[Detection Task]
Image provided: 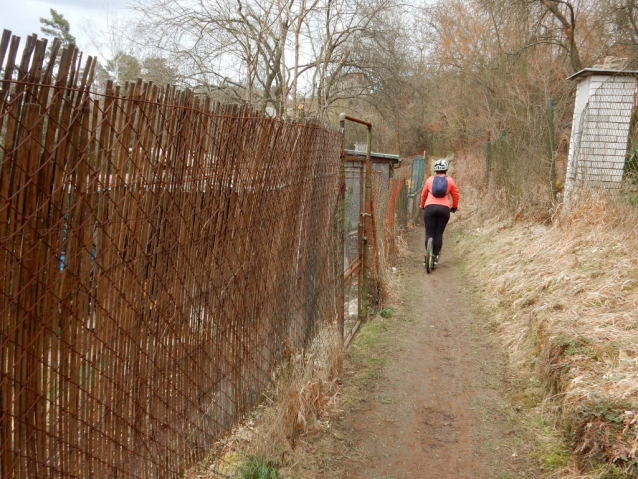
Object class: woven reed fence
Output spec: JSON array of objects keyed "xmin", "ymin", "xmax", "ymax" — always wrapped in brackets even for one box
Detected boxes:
[{"xmin": 0, "ymin": 30, "xmax": 342, "ymax": 478}]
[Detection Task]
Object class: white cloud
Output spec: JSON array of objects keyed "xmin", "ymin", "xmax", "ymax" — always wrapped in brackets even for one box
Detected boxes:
[{"xmin": 2, "ymin": 0, "xmax": 133, "ymax": 57}]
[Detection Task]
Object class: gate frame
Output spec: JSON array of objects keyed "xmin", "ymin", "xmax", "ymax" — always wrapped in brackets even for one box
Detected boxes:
[{"xmin": 339, "ymin": 113, "xmax": 372, "ymax": 346}]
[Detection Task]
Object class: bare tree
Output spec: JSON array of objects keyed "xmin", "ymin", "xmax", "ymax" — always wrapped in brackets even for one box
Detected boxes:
[
  {"xmin": 291, "ymin": 0, "xmax": 320, "ymax": 118},
  {"xmin": 82, "ymin": 12, "xmax": 131, "ymax": 82},
  {"xmin": 132, "ymin": 0, "xmax": 289, "ymax": 111},
  {"xmin": 532, "ymin": 0, "xmax": 583, "ymax": 72},
  {"xmin": 131, "ymin": 0, "xmax": 400, "ymax": 117}
]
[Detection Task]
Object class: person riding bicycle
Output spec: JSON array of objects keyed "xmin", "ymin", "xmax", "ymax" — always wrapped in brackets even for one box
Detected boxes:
[{"xmin": 419, "ymin": 159, "xmax": 459, "ymax": 266}]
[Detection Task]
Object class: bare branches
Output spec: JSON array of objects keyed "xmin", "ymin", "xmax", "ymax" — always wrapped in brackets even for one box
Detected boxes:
[
  {"xmin": 536, "ymin": 0, "xmax": 582, "ymax": 71},
  {"xmin": 130, "ymin": 0, "xmax": 400, "ymax": 118}
]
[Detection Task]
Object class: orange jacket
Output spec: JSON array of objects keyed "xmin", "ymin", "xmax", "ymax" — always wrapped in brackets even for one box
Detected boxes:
[{"xmin": 420, "ymin": 174, "xmax": 459, "ymax": 209}]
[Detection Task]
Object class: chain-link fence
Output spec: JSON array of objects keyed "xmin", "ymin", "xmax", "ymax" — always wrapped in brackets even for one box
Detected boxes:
[
  {"xmin": 0, "ymin": 32, "xmax": 343, "ymax": 479},
  {"xmin": 566, "ymin": 75, "xmax": 637, "ymax": 201},
  {"xmin": 487, "ymin": 133, "xmax": 516, "ymax": 198},
  {"xmin": 341, "ymin": 158, "xmax": 407, "ymax": 340},
  {"xmin": 342, "ymin": 161, "xmax": 362, "ymax": 339},
  {"xmin": 406, "ymin": 155, "xmax": 427, "ymax": 222},
  {"xmin": 370, "ymin": 172, "xmax": 390, "ymax": 303},
  {"xmin": 370, "ymin": 174, "xmax": 407, "ymax": 305}
]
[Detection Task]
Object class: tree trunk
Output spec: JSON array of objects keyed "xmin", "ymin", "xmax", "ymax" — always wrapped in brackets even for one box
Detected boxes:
[{"xmin": 539, "ymin": 0, "xmax": 582, "ymax": 73}]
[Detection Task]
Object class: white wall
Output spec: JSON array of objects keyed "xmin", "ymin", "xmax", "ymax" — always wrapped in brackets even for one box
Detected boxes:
[{"xmin": 565, "ymin": 74, "xmax": 636, "ymax": 202}]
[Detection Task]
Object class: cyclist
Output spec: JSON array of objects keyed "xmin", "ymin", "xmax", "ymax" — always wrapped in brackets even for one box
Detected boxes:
[{"xmin": 419, "ymin": 159, "xmax": 459, "ymax": 266}]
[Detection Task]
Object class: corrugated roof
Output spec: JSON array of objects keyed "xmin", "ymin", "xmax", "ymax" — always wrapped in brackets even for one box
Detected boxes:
[{"xmin": 344, "ymin": 149, "xmax": 401, "ymax": 163}]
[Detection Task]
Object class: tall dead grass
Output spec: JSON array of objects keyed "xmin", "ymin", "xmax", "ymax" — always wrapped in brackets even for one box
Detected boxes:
[
  {"xmin": 254, "ymin": 326, "xmax": 344, "ymax": 458},
  {"xmin": 454, "ymin": 180, "xmax": 638, "ymax": 474},
  {"xmin": 454, "ymin": 150, "xmax": 555, "ymax": 222},
  {"xmin": 189, "ymin": 325, "xmax": 345, "ymax": 478}
]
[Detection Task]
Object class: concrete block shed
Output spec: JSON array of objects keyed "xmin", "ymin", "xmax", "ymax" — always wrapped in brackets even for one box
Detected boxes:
[{"xmin": 565, "ymin": 68, "xmax": 638, "ymax": 202}]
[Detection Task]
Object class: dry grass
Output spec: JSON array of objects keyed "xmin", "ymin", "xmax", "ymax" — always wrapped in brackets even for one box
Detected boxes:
[
  {"xmin": 453, "ymin": 180, "xmax": 638, "ymax": 475},
  {"xmin": 254, "ymin": 326, "xmax": 344, "ymax": 459},
  {"xmin": 188, "ymin": 325, "xmax": 345, "ymax": 478},
  {"xmin": 394, "ymin": 230, "xmax": 410, "ymax": 258},
  {"xmin": 454, "ymin": 150, "xmax": 556, "ymax": 222},
  {"xmin": 372, "ymin": 222, "xmax": 408, "ymax": 308}
]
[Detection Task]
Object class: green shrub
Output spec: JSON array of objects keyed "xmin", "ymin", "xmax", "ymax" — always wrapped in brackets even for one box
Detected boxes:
[{"xmin": 379, "ymin": 307, "xmax": 393, "ymax": 318}]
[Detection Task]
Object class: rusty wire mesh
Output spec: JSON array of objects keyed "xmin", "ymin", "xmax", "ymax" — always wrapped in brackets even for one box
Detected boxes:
[
  {"xmin": 384, "ymin": 180, "xmax": 408, "ymax": 261},
  {"xmin": 0, "ymin": 31, "xmax": 343, "ymax": 478},
  {"xmin": 369, "ymin": 174, "xmax": 406, "ymax": 306},
  {"xmin": 342, "ymin": 163, "xmax": 362, "ymax": 336}
]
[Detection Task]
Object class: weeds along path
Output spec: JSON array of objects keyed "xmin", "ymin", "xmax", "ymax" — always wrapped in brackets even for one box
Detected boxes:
[{"xmin": 330, "ymin": 227, "xmax": 539, "ymax": 478}]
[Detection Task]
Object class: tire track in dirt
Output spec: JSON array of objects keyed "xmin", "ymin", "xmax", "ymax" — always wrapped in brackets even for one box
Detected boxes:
[{"xmin": 335, "ymin": 227, "xmax": 537, "ymax": 478}]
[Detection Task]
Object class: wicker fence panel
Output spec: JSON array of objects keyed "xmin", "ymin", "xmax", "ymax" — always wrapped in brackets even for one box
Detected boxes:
[{"xmin": 0, "ymin": 31, "xmax": 342, "ymax": 478}]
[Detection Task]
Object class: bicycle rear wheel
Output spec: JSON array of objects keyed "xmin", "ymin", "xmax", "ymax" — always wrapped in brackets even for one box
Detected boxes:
[{"xmin": 426, "ymin": 237, "xmax": 434, "ymax": 274}]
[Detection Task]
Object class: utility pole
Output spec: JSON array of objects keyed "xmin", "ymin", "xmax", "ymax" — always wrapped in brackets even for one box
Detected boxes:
[
  {"xmin": 485, "ymin": 131, "xmax": 492, "ymax": 188},
  {"xmin": 547, "ymin": 98, "xmax": 557, "ymax": 200}
]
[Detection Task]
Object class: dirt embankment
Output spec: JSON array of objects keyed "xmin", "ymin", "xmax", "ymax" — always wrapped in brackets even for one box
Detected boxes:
[{"xmin": 453, "ymin": 191, "xmax": 638, "ymax": 477}]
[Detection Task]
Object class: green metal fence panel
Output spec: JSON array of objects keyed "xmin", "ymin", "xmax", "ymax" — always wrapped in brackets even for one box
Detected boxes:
[{"xmin": 409, "ymin": 155, "xmax": 425, "ymax": 197}]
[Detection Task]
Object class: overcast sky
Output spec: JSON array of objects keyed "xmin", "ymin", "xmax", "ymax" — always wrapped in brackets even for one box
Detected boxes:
[{"xmin": 2, "ymin": 0, "xmax": 133, "ymax": 56}]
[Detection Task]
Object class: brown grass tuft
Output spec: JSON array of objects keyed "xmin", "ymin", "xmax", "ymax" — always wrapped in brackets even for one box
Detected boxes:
[
  {"xmin": 572, "ymin": 397, "xmax": 638, "ymax": 468},
  {"xmin": 255, "ymin": 326, "xmax": 344, "ymax": 457},
  {"xmin": 186, "ymin": 325, "xmax": 345, "ymax": 478}
]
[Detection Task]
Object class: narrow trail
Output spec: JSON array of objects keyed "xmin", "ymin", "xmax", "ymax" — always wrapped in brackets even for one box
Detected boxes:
[{"xmin": 333, "ymin": 226, "xmax": 537, "ymax": 478}]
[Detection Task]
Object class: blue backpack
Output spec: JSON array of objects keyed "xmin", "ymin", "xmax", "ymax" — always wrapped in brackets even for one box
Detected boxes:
[{"xmin": 431, "ymin": 176, "xmax": 448, "ymax": 198}]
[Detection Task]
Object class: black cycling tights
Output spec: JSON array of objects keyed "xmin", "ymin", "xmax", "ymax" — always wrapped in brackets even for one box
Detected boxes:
[{"xmin": 423, "ymin": 204, "xmax": 450, "ymax": 256}]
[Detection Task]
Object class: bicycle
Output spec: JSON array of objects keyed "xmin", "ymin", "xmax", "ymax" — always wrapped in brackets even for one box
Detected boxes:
[
  {"xmin": 422, "ymin": 206, "xmax": 458, "ymax": 273},
  {"xmin": 424, "ymin": 237, "xmax": 436, "ymax": 274}
]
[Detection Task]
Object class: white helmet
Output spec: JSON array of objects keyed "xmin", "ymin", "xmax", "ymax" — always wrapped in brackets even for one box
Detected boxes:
[{"xmin": 433, "ymin": 159, "xmax": 448, "ymax": 172}]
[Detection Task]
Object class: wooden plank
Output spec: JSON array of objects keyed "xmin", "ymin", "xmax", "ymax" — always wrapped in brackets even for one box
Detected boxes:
[
  {"xmin": 71, "ymin": 101, "xmax": 91, "ymax": 477},
  {"xmin": 2, "ymin": 38, "xmax": 41, "ymax": 472},
  {"xmin": 11, "ymin": 101, "xmax": 40, "ymax": 478},
  {"xmin": 0, "ymin": 30, "xmax": 11, "ymax": 71},
  {"xmin": 0, "ymin": 35, "xmax": 20, "ymax": 100},
  {"xmin": 54, "ymin": 46, "xmax": 85, "ymax": 477},
  {"xmin": 0, "ymin": 33, "xmax": 20, "ymax": 478},
  {"xmin": 63, "ymin": 58, "xmax": 97, "ymax": 477},
  {"xmin": 82, "ymin": 100, "xmax": 101, "ymax": 473},
  {"xmin": 25, "ymin": 38, "xmax": 47, "ymax": 104},
  {"xmin": 20, "ymin": 102, "xmax": 45, "ymax": 477},
  {"xmin": 130, "ymin": 81, "xmax": 157, "ymax": 464},
  {"xmin": 13, "ymin": 34, "xmax": 37, "ymax": 106},
  {"xmin": 66, "ymin": 49, "xmax": 80, "ymax": 91},
  {"xmin": 96, "ymin": 81, "xmax": 121, "ymax": 476},
  {"xmin": 109, "ymin": 80, "xmax": 136, "ymax": 474},
  {"xmin": 37, "ymin": 38, "xmax": 62, "ymax": 107},
  {"xmin": 35, "ymin": 47, "xmax": 75, "ymax": 475}
]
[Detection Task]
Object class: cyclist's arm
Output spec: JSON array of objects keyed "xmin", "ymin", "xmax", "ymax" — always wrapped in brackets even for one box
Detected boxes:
[
  {"xmin": 419, "ymin": 177, "xmax": 431, "ymax": 208},
  {"xmin": 448, "ymin": 178, "xmax": 460, "ymax": 209}
]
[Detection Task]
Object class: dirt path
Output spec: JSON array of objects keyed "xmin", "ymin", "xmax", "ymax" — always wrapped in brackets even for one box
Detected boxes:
[{"xmin": 323, "ymin": 227, "xmax": 539, "ymax": 478}]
